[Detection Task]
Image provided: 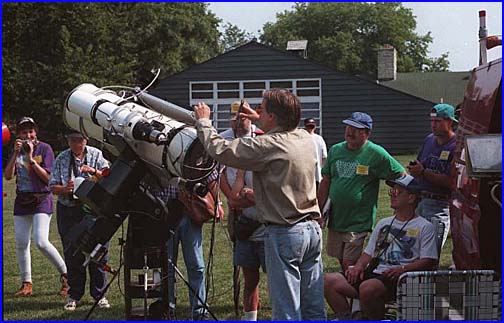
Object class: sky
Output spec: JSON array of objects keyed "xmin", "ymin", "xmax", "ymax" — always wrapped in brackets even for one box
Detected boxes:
[{"xmin": 208, "ymin": 2, "xmax": 502, "ymax": 72}]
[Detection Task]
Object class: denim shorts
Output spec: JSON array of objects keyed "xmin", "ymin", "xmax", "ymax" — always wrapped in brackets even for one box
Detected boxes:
[{"xmin": 233, "ymin": 239, "xmax": 266, "ymax": 272}]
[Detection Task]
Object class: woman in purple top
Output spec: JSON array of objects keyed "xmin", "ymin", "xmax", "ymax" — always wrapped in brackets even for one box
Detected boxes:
[{"xmin": 3, "ymin": 117, "xmax": 68, "ymax": 297}]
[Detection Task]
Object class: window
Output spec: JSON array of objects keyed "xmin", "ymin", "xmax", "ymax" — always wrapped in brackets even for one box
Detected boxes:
[
  {"xmin": 270, "ymin": 81, "xmax": 293, "ymax": 89},
  {"xmin": 190, "ymin": 78, "xmax": 322, "ymax": 133}
]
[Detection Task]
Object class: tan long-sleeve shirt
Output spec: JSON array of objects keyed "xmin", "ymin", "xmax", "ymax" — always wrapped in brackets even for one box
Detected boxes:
[{"xmin": 196, "ymin": 118, "xmax": 320, "ymax": 225}]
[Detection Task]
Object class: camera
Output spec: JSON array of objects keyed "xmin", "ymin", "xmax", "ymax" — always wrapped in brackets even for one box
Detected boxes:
[
  {"xmin": 409, "ymin": 160, "xmax": 417, "ymax": 166},
  {"xmin": 21, "ymin": 139, "xmax": 33, "ymax": 153}
]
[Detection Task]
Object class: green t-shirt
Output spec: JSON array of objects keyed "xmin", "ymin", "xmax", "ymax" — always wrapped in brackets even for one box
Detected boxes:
[{"xmin": 321, "ymin": 141, "xmax": 404, "ymax": 232}]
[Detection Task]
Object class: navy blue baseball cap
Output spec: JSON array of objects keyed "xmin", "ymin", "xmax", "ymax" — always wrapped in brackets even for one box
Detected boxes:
[
  {"xmin": 342, "ymin": 112, "xmax": 373, "ymax": 130},
  {"xmin": 386, "ymin": 174, "xmax": 423, "ymax": 194}
]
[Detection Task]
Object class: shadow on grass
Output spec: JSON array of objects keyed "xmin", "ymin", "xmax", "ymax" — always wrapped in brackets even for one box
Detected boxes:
[
  {"xmin": 4, "ymin": 292, "xmax": 268, "ymax": 321},
  {"xmin": 3, "ymin": 297, "xmax": 125, "ymax": 321}
]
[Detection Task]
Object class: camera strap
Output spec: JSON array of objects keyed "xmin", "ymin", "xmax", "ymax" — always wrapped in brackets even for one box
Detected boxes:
[{"xmin": 69, "ymin": 150, "xmax": 88, "ymax": 178}]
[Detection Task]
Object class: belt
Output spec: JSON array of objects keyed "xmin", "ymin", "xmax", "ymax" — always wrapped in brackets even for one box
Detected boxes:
[
  {"xmin": 297, "ymin": 216, "xmax": 315, "ymax": 223},
  {"xmin": 265, "ymin": 213, "xmax": 318, "ymax": 226},
  {"xmin": 421, "ymin": 192, "xmax": 450, "ymax": 201}
]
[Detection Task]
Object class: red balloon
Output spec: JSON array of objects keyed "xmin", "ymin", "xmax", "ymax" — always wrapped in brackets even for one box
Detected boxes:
[{"xmin": 2, "ymin": 122, "xmax": 11, "ymax": 146}]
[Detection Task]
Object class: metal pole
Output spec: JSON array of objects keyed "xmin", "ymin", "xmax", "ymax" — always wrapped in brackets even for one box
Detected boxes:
[{"xmin": 479, "ymin": 10, "xmax": 488, "ymax": 66}]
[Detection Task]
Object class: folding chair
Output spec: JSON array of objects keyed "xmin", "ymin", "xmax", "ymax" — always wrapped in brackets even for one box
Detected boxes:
[
  {"xmin": 431, "ymin": 217, "xmax": 446, "ymax": 266},
  {"xmin": 396, "ymin": 270, "xmax": 501, "ymax": 320}
]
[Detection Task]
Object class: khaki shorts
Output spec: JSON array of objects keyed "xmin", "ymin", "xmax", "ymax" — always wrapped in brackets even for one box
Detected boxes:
[{"xmin": 326, "ymin": 230, "xmax": 369, "ymax": 262}]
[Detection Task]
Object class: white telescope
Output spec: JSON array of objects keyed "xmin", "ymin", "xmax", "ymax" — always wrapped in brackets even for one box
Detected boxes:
[{"xmin": 63, "ymin": 83, "xmax": 215, "ymax": 184}]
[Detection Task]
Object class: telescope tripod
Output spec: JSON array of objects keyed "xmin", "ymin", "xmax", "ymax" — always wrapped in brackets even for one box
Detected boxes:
[{"xmin": 122, "ymin": 216, "xmax": 217, "ymax": 320}]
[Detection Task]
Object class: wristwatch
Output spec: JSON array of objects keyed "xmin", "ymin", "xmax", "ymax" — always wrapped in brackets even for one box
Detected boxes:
[
  {"xmin": 90, "ymin": 168, "xmax": 97, "ymax": 175},
  {"xmin": 29, "ymin": 160, "xmax": 36, "ymax": 166}
]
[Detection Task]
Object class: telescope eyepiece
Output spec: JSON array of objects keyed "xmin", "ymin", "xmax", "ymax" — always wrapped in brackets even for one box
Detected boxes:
[
  {"xmin": 193, "ymin": 182, "xmax": 208, "ymax": 197},
  {"xmin": 132, "ymin": 120, "xmax": 167, "ymax": 144}
]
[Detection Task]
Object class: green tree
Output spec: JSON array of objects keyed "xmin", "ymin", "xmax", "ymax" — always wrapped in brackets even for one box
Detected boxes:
[
  {"xmin": 260, "ymin": 2, "xmax": 450, "ymax": 76},
  {"xmin": 423, "ymin": 53, "xmax": 450, "ymax": 72},
  {"xmin": 2, "ymin": 3, "xmax": 221, "ymax": 149},
  {"xmin": 220, "ymin": 22, "xmax": 255, "ymax": 52}
]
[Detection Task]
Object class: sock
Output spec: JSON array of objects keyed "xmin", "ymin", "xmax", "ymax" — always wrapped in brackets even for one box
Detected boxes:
[{"xmin": 244, "ymin": 310, "xmax": 257, "ymax": 321}]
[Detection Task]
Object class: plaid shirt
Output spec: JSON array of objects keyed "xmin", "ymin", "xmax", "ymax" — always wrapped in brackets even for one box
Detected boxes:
[{"xmin": 50, "ymin": 146, "xmax": 109, "ymax": 207}]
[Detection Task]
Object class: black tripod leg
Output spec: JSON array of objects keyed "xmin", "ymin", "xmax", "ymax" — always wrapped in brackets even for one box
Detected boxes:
[
  {"xmin": 84, "ymin": 265, "xmax": 121, "ymax": 321},
  {"xmin": 167, "ymin": 258, "xmax": 218, "ymax": 321}
]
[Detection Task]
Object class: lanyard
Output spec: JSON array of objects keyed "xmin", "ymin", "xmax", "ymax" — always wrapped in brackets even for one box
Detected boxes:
[
  {"xmin": 69, "ymin": 151, "xmax": 87, "ymax": 178},
  {"xmin": 376, "ymin": 215, "xmax": 413, "ymax": 258}
]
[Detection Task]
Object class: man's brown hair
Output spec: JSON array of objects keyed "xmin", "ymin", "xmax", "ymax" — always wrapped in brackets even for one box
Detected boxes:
[{"xmin": 263, "ymin": 89, "xmax": 301, "ymax": 131}]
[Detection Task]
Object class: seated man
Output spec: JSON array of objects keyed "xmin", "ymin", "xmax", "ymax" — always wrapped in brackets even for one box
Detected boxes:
[{"xmin": 324, "ymin": 174, "xmax": 438, "ymax": 320}]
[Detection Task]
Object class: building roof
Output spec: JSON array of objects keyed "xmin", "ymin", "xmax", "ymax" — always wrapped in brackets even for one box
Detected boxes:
[
  {"xmin": 152, "ymin": 41, "xmax": 435, "ymax": 153},
  {"xmin": 379, "ymin": 71, "xmax": 471, "ymax": 107}
]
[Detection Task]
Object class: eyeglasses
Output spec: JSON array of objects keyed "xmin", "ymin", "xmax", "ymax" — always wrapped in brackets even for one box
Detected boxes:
[{"xmin": 388, "ymin": 188, "xmax": 408, "ymax": 197}]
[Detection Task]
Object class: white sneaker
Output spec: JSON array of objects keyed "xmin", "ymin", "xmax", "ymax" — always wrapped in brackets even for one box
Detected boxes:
[
  {"xmin": 64, "ymin": 298, "xmax": 77, "ymax": 311},
  {"xmin": 97, "ymin": 297, "xmax": 110, "ymax": 309}
]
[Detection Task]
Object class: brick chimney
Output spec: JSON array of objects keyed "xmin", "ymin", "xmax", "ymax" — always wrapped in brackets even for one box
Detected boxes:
[{"xmin": 377, "ymin": 45, "xmax": 397, "ymax": 81}]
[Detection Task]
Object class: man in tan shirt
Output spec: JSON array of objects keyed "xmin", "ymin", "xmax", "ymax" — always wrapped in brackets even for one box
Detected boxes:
[{"xmin": 193, "ymin": 89, "xmax": 326, "ymax": 320}]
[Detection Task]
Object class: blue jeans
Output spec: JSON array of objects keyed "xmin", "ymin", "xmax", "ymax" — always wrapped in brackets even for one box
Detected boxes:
[
  {"xmin": 264, "ymin": 221, "xmax": 326, "ymax": 320},
  {"xmin": 56, "ymin": 202, "xmax": 109, "ymax": 301},
  {"xmin": 416, "ymin": 198, "xmax": 450, "ymax": 247},
  {"xmin": 233, "ymin": 239, "xmax": 266, "ymax": 272},
  {"xmin": 167, "ymin": 215, "xmax": 207, "ymax": 318}
]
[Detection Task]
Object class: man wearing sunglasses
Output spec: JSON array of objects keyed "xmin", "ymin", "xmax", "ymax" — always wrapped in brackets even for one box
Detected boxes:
[{"xmin": 324, "ymin": 174, "xmax": 438, "ymax": 320}]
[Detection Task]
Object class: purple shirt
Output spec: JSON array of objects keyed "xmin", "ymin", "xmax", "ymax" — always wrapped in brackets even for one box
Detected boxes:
[
  {"xmin": 417, "ymin": 134, "xmax": 456, "ymax": 196},
  {"xmin": 13, "ymin": 141, "xmax": 54, "ymax": 215}
]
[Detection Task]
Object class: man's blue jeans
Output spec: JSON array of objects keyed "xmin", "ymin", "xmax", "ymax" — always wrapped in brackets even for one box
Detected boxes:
[
  {"xmin": 264, "ymin": 220, "xmax": 326, "ymax": 320},
  {"xmin": 416, "ymin": 198, "xmax": 450, "ymax": 247},
  {"xmin": 167, "ymin": 215, "xmax": 207, "ymax": 318}
]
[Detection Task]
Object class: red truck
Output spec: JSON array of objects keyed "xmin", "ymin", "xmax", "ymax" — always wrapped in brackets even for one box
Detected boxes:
[{"xmin": 450, "ymin": 10, "xmax": 501, "ymax": 271}]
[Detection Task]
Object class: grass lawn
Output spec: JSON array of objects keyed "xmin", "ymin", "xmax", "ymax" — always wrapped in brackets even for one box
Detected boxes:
[{"xmin": 2, "ymin": 154, "xmax": 453, "ymax": 320}]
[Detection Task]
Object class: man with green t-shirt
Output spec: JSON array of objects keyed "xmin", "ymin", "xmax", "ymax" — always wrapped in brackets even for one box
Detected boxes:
[{"xmin": 317, "ymin": 112, "xmax": 405, "ymax": 271}]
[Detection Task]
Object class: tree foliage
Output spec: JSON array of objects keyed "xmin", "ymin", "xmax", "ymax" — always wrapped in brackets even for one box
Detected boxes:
[
  {"xmin": 260, "ymin": 3, "xmax": 450, "ymax": 76},
  {"xmin": 219, "ymin": 22, "xmax": 255, "ymax": 52},
  {"xmin": 2, "ymin": 3, "xmax": 221, "ymax": 149}
]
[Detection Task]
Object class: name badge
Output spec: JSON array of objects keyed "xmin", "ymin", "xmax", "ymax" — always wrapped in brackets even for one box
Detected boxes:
[
  {"xmin": 33, "ymin": 155, "xmax": 43, "ymax": 163},
  {"xmin": 439, "ymin": 150, "xmax": 450, "ymax": 161},
  {"xmin": 406, "ymin": 228, "xmax": 419, "ymax": 237},
  {"xmin": 356, "ymin": 165, "xmax": 369, "ymax": 175}
]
